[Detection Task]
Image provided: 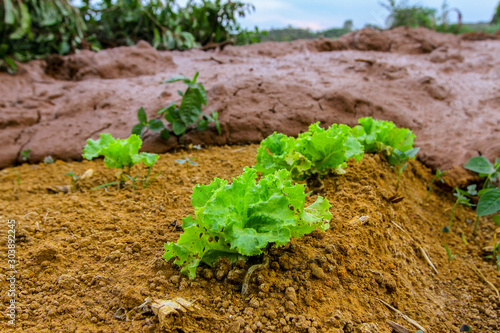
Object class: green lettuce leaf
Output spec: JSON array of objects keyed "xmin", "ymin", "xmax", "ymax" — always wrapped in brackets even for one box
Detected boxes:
[
  {"xmin": 163, "ymin": 167, "xmax": 332, "ymax": 279},
  {"xmin": 352, "ymin": 117, "xmax": 415, "ymax": 160},
  {"xmin": 255, "ymin": 122, "xmax": 363, "ymax": 180},
  {"xmin": 82, "ymin": 133, "xmax": 158, "ymax": 169}
]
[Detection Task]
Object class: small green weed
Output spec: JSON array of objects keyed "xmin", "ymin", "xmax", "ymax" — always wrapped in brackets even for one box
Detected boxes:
[
  {"xmin": 133, "ymin": 72, "xmax": 220, "ymax": 143},
  {"xmin": 425, "ymin": 169, "xmax": 447, "ymax": 203},
  {"xmin": 442, "ymin": 243, "xmax": 457, "ymax": 263},
  {"xmin": 20, "ymin": 149, "xmax": 30, "ymax": 162},
  {"xmin": 443, "ymin": 185, "xmax": 476, "ymax": 233},
  {"xmin": 390, "ymin": 148, "xmax": 420, "ymax": 192}
]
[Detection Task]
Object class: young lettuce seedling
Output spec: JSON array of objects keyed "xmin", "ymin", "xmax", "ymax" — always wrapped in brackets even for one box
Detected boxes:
[
  {"xmin": 163, "ymin": 167, "xmax": 332, "ymax": 279},
  {"xmin": 443, "ymin": 185, "xmax": 476, "ymax": 233},
  {"xmin": 83, "ymin": 133, "xmax": 159, "ymax": 191},
  {"xmin": 390, "ymin": 147, "xmax": 420, "ymax": 192},
  {"xmin": 425, "ymin": 169, "xmax": 447, "ymax": 203},
  {"xmin": 255, "ymin": 122, "xmax": 364, "ymax": 182}
]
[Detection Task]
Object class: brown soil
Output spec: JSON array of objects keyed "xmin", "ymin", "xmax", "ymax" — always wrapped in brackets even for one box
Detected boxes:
[
  {"xmin": 1, "ymin": 27, "xmax": 499, "ymax": 175},
  {"xmin": 1, "ymin": 144, "xmax": 499, "ymax": 332}
]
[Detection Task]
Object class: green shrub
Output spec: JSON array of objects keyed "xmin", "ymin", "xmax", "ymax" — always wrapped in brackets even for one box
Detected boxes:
[{"xmin": 0, "ymin": 0, "xmax": 85, "ymax": 73}]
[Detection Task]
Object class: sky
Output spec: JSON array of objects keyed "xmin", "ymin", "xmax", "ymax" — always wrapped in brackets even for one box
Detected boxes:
[{"xmin": 226, "ymin": 0, "xmax": 498, "ymax": 31}]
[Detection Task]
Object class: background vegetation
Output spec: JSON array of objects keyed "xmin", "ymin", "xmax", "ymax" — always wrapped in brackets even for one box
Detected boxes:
[{"xmin": 1, "ymin": 0, "xmax": 499, "ymax": 73}]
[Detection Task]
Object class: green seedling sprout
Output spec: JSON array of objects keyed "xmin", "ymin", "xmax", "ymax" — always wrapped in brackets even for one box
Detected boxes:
[
  {"xmin": 390, "ymin": 147, "xmax": 420, "ymax": 192},
  {"xmin": 21, "ymin": 148, "xmax": 31, "ymax": 161},
  {"xmin": 425, "ymin": 169, "xmax": 447, "ymax": 203},
  {"xmin": 464, "ymin": 156, "xmax": 500, "ymax": 234},
  {"xmin": 459, "ymin": 324, "xmax": 472, "ymax": 331},
  {"xmin": 175, "ymin": 155, "xmax": 198, "ymax": 174},
  {"xmin": 443, "ymin": 185, "xmax": 476, "ymax": 233},
  {"xmin": 65, "ymin": 171, "xmax": 79, "ymax": 191},
  {"xmin": 43, "ymin": 156, "xmax": 55, "ymax": 164},
  {"xmin": 442, "ymin": 243, "xmax": 457, "ymax": 262},
  {"xmin": 83, "ymin": 133, "xmax": 159, "ymax": 191}
]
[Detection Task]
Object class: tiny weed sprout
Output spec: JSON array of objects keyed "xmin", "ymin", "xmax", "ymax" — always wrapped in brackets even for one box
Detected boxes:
[
  {"xmin": 425, "ymin": 169, "xmax": 447, "ymax": 203},
  {"xmin": 390, "ymin": 147, "xmax": 420, "ymax": 192},
  {"xmin": 255, "ymin": 122, "xmax": 363, "ymax": 181},
  {"xmin": 443, "ymin": 185, "xmax": 476, "ymax": 233},
  {"xmin": 65, "ymin": 171, "xmax": 79, "ymax": 191},
  {"xmin": 132, "ymin": 72, "xmax": 221, "ymax": 143},
  {"xmin": 175, "ymin": 155, "xmax": 198, "ymax": 174},
  {"xmin": 459, "ymin": 324, "xmax": 472, "ymax": 331},
  {"xmin": 442, "ymin": 243, "xmax": 457, "ymax": 262},
  {"xmin": 163, "ymin": 167, "xmax": 332, "ymax": 279},
  {"xmin": 82, "ymin": 133, "xmax": 159, "ymax": 190},
  {"xmin": 21, "ymin": 148, "xmax": 31, "ymax": 161},
  {"xmin": 43, "ymin": 156, "xmax": 55, "ymax": 164}
]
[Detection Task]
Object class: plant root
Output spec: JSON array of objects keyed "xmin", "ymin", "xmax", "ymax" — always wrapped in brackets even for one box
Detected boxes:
[
  {"xmin": 241, "ymin": 256, "xmax": 269, "ymax": 298},
  {"xmin": 377, "ymin": 298, "xmax": 427, "ymax": 332},
  {"xmin": 390, "ymin": 220, "xmax": 438, "ymax": 274},
  {"xmin": 470, "ymin": 264, "xmax": 499, "ymax": 299}
]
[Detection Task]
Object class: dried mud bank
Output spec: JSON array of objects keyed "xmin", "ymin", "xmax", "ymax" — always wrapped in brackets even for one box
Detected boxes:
[
  {"xmin": 0, "ymin": 145, "xmax": 499, "ymax": 332},
  {"xmin": 1, "ymin": 27, "xmax": 499, "ymax": 173}
]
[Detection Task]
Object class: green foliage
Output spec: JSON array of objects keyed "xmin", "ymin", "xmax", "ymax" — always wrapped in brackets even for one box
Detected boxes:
[
  {"xmin": 459, "ymin": 324, "xmax": 472, "ymax": 332},
  {"xmin": 133, "ymin": 72, "xmax": 220, "ymax": 142},
  {"xmin": 381, "ymin": 0, "xmax": 437, "ymax": 29},
  {"xmin": 390, "ymin": 147, "xmax": 420, "ymax": 191},
  {"xmin": 83, "ymin": 133, "xmax": 158, "ymax": 170},
  {"xmin": 259, "ymin": 22, "xmax": 353, "ymax": 43},
  {"xmin": 79, "ymin": 0, "xmax": 255, "ymax": 50},
  {"xmin": 163, "ymin": 167, "xmax": 332, "ymax": 279},
  {"xmin": 425, "ymin": 169, "xmax": 447, "ymax": 203},
  {"xmin": 443, "ymin": 186, "xmax": 476, "ymax": 233},
  {"xmin": 255, "ymin": 123, "xmax": 364, "ymax": 181},
  {"xmin": 20, "ymin": 149, "xmax": 31, "ymax": 162},
  {"xmin": 464, "ymin": 156, "xmax": 500, "ymax": 190},
  {"xmin": 351, "ymin": 117, "xmax": 416, "ymax": 164},
  {"xmin": 1, "ymin": 0, "xmax": 85, "ymax": 73},
  {"xmin": 442, "ymin": 243, "xmax": 457, "ymax": 262},
  {"xmin": 464, "ymin": 156, "xmax": 500, "ymax": 232}
]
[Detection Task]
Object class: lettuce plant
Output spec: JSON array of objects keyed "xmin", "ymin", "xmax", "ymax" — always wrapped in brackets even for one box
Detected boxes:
[
  {"xmin": 255, "ymin": 123, "xmax": 364, "ymax": 181},
  {"xmin": 83, "ymin": 133, "xmax": 158, "ymax": 189},
  {"xmin": 163, "ymin": 167, "xmax": 332, "ymax": 279},
  {"xmin": 351, "ymin": 117, "xmax": 415, "ymax": 165}
]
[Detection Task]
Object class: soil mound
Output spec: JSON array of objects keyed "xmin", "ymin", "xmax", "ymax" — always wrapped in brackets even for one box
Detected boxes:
[
  {"xmin": 44, "ymin": 41, "xmax": 176, "ymax": 81},
  {"xmin": 1, "ymin": 145, "xmax": 498, "ymax": 332},
  {"xmin": 0, "ymin": 28, "xmax": 499, "ymax": 177}
]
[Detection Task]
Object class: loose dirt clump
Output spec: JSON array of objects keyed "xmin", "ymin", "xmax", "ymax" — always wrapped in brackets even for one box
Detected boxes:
[{"xmin": 1, "ymin": 145, "xmax": 499, "ymax": 332}]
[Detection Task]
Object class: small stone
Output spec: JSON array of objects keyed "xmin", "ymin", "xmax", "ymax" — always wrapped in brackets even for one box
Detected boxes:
[
  {"xmin": 258, "ymin": 283, "xmax": 270, "ymax": 293},
  {"xmin": 57, "ymin": 274, "xmax": 75, "ymax": 289},
  {"xmin": 170, "ymin": 275, "xmax": 181, "ymax": 284},
  {"xmin": 265, "ymin": 309, "xmax": 277, "ymax": 319},
  {"xmin": 285, "ymin": 287, "xmax": 298, "ymax": 303},
  {"xmin": 310, "ymin": 263, "xmax": 326, "ymax": 279}
]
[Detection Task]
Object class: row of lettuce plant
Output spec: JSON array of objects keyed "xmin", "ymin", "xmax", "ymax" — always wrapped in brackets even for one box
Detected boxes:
[{"xmin": 163, "ymin": 117, "xmax": 419, "ymax": 278}]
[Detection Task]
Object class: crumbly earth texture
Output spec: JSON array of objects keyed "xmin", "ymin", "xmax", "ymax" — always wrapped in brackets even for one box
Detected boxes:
[{"xmin": 0, "ymin": 145, "xmax": 499, "ymax": 332}]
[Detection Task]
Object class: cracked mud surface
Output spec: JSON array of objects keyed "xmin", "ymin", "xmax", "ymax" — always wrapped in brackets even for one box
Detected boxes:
[{"xmin": 1, "ymin": 27, "xmax": 499, "ymax": 173}]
